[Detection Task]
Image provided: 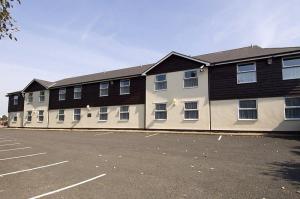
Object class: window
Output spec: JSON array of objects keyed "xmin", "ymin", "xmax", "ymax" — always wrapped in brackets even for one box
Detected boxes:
[
  {"xmin": 39, "ymin": 91, "xmax": 45, "ymax": 102},
  {"xmin": 59, "ymin": 88, "xmax": 66, "ymax": 101},
  {"xmin": 73, "ymin": 108, "xmax": 81, "ymax": 121},
  {"xmin": 28, "ymin": 93, "xmax": 33, "ymax": 103},
  {"xmin": 155, "ymin": 74, "xmax": 167, "ymax": 91},
  {"xmin": 184, "ymin": 70, "xmax": 198, "ymax": 88},
  {"xmin": 99, "ymin": 82, "xmax": 109, "ymax": 97},
  {"xmin": 282, "ymin": 57, "xmax": 300, "ymax": 80},
  {"xmin": 58, "ymin": 109, "xmax": 65, "ymax": 121},
  {"xmin": 155, "ymin": 103, "xmax": 167, "ymax": 120},
  {"xmin": 120, "ymin": 80, "xmax": 130, "ymax": 95},
  {"xmin": 74, "ymin": 86, "xmax": 82, "ymax": 99},
  {"xmin": 285, "ymin": 97, "xmax": 300, "ymax": 120},
  {"xmin": 27, "ymin": 111, "xmax": 32, "ymax": 122},
  {"xmin": 120, "ymin": 106, "xmax": 129, "ymax": 120},
  {"xmin": 184, "ymin": 101, "xmax": 199, "ymax": 120},
  {"xmin": 238, "ymin": 100, "xmax": 257, "ymax": 120},
  {"xmin": 13, "ymin": 114, "xmax": 17, "ymax": 122},
  {"xmin": 13, "ymin": 95, "xmax": 18, "ymax": 105},
  {"xmin": 38, "ymin": 110, "xmax": 44, "ymax": 122},
  {"xmin": 99, "ymin": 107, "xmax": 108, "ymax": 121},
  {"xmin": 237, "ymin": 63, "xmax": 256, "ymax": 84}
]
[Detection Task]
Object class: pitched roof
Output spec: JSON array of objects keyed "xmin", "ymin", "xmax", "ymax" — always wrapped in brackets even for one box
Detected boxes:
[
  {"xmin": 52, "ymin": 64, "xmax": 153, "ymax": 88},
  {"xmin": 34, "ymin": 79, "xmax": 55, "ymax": 88},
  {"xmin": 194, "ymin": 45, "xmax": 300, "ymax": 64}
]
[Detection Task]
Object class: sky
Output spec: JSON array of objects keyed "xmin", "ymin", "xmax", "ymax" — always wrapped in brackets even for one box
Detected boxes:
[{"xmin": 1, "ymin": 0, "xmax": 300, "ymax": 115}]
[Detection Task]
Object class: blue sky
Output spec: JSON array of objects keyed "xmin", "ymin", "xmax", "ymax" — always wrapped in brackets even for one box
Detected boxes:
[{"xmin": 1, "ymin": 0, "xmax": 300, "ymax": 115}]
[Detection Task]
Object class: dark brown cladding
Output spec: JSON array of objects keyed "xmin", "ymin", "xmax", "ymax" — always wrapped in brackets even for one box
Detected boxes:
[
  {"xmin": 49, "ymin": 76, "xmax": 145, "ymax": 110},
  {"xmin": 24, "ymin": 81, "xmax": 46, "ymax": 92},
  {"xmin": 147, "ymin": 54, "xmax": 205, "ymax": 75},
  {"xmin": 209, "ymin": 56, "xmax": 300, "ymax": 100},
  {"xmin": 8, "ymin": 93, "xmax": 24, "ymax": 112}
]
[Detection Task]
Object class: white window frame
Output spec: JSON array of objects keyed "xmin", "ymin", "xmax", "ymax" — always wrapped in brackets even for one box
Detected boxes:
[
  {"xmin": 183, "ymin": 70, "xmax": 198, "ymax": 89},
  {"xmin": 13, "ymin": 95, "xmax": 18, "ymax": 105},
  {"xmin": 74, "ymin": 86, "xmax": 82, "ymax": 99},
  {"xmin": 154, "ymin": 74, "xmax": 167, "ymax": 91},
  {"xmin": 282, "ymin": 57, "xmax": 300, "ymax": 80},
  {"xmin": 183, "ymin": 101, "xmax": 199, "ymax": 120},
  {"xmin": 37, "ymin": 110, "xmax": 44, "ymax": 122},
  {"xmin": 99, "ymin": 82, "xmax": 109, "ymax": 97},
  {"xmin": 28, "ymin": 93, "xmax": 33, "ymax": 103},
  {"xmin": 120, "ymin": 80, "xmax": 130, "ymax": 95},
  {"xmin": 99, "ymin": 106, "xmax": 108, "ymax": 121},
  {"xmin": 39, "ymin": 91, "xmax": 45, "ymax": 102},
  {"xmin": 59, "ymin": 88, "xmax": 66, "ymax": 101},
  {"xmin": 236, "ymin": 62, "xmax": 257, "ymax": 84},
  {"xmin": 73, "ymin": 108, "xmax": 81, "ymax": 121},
  {"xmin": 154, "ymin": 103, "xmax": 167, "ymax": 120},
  {"xmin": 26, "ymin": 111, "xmax": 32, "ymax": 122},
  {"xmin": 58, "ymin": 109, "xmax": 65, "ymax": 122},
  {"xmin": 238, "ymin": 99, "xmax": 258, "ymax": 120},
  {"xmin": 284, "ymin": 97, "xmax": 300, "ymax": 120},
  {"xmin": 119, "ymin": 105, "xmax": 129, "ymax": 121}
]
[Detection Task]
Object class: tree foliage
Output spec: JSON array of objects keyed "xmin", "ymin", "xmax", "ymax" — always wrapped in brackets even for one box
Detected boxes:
[{"xmin": 0, "ymin": 0, "xmax": 20, "ymax": 41}]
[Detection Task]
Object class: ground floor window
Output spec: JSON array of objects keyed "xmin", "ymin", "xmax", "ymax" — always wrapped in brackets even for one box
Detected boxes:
[
  {"xmin": 58, "ymin": 109, "xmax": 65, "ymax": 121},
  {"xmin": 73, "ymin": 109, "xmax": 81, "ymax": 121},
  {"xmin": 285, "ymin": 97, "xmax": 300, "ymax": 119},
  {"xmin": 184, "ymin": 101, "xmax": 198, "ymax": 120},
  {"xmin": 38, "ymin": 110, "xmax": 44, "ymax": 122},
  {"xmin": 155, "ymin": 103, "xmax": 167, "ymax": 120},
  {"xmin": 27, "ymin": 111, "xmax": 32, "ymax": 122},
  {"xmin": 120, "ymin": 106, "xmax": 129, "ymax": 120},
  {"xmin": 12, "ymin": 114, "xmax": 17, "ymax": 122},
  {"xmin": 99, "ymin": 107, "xmax": 108, "ymax": 121},
  {"xmin": 238, "ymin": 99, "xmax": 257, "ymax": 120}
]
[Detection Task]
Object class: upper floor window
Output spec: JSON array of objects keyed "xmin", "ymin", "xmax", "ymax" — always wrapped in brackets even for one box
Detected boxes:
[
  {"xmin": 13, "ymin": 95, "xmax": 18, "ymax": 105},
  {"xmin": 285, "ymin": 97, "xmax": 300, "ymax": 120},
  {"xmin": 58, "ymin": 109, "xmax": 65, "ymax": 121},
  {"xmin": 99, "ymin": 107, "xmax": 108, "ymax": 121},
  {"xmin": 73, "ymin": 108, "xmax": 81, "ymax": 121},
  {"xmin": 74, "ymin": 86, "xmax": 82, "ymax": 99},
  {"xmin": 59, "ymin": 88, "xmax": 66, "ymax": 101},
  {"xmin": 237, "ymin": 63, "xmax": 256, "ymax": 84},
  {"xmin": 99, "ymin": 82, "xmax": 109, "ymax": 97},
  {"xmin": 38, "ymin": 110, "xmax": 44, "ymax": 122},
  {"xmin": 282, "ymin": 57, "xmax": 300, "ymax": 80},
  {"xmin": 120, "ymin": 105, "xmax": 129, "ymax": 120},
  {"xmin": 155, "ymin": 74, "xmax": 167, "ymax": 91},
  {"xmin": 39, "ymin": 91, "xmax": 45, "ymax": 102},
  {"xmin": 120, "ymin": 80, "xmax": 130, "ymax": 95},
  {"xmin": 27, "ymin": 111, "xmax": 32, "ymax": 122},
  {"xmin": 184, "ymin": 101, "xmax": 198, "ymax": 120},
  {"xmin": 155, "ymin": 103, "xmax": 167, "ymax": 120},
  {"xmin": 184, "ymin": 70, "xmax": 198, "ymax": 88},
  {"xmin": 238, "ymin": 99, "xmax": 257, "ymax": 120},
  {"xmin": 28, "ymin": 93, "xmax": 33, "ymax": 103}
]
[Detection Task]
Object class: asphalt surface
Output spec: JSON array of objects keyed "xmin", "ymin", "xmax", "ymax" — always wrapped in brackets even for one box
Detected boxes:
[{"xmin": 0, "ymin": 128, "xmax": 299, "ymax": 199}]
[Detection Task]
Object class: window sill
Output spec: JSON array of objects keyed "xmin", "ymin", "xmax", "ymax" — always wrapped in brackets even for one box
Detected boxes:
[
  {"xmin": 120, "ymin": 93, "xmax": 130, "ymax": 95},
  {"xmin": 98, "ymin": 120, "xmax": 107, "ymax": 122},
  {"xmin": 238, "ymin": 119, "xmax": 257, "ymax": 121},
  {"xmin": 118, "ymin": 119, "xmax": 129, "ymax": 122},
  {"xmin": 99, "ymin": 95, "xmax": 108, "ymax": 97},
  {"xmin": 284, "ymin": 118, "xmax": 300, "ymax": 121},
  {"xmin": 154, "ymin": 89, "xmax": 167, "ymax": 92},
  {"xmin": 183, "ymin": 86, "xmax": 198, "ymax": 89},
  {"xmin": 154, "ymin": 119, "xmax": 167, "ymax": 121},
  {"xmin": 37, "ymin": 121, "xmax": 44, "ymax": 123},
  {"xmin": 183, "ymin": 119, "xmax": 199, "ymax": 121}
]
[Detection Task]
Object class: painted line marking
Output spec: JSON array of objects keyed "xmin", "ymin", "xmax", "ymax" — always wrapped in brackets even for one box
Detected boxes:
[
  {"xmin": 0, "ymin": 140, "xmax": 16, "ymax": 143},
  {"xmin": 145, "ymin": 133, "xmax": 159, "ymax": 138},
  {"xmin": 94, "ymin": 132, "xmax": 114, "ymax": 136},
  {"xmin": 0, "ymin": 147, "xmax": 31, "ymax": 152},
  {"xmin": 0, "ymin": 161, "xmax": 69, "ymax": 177},
  {"xmin": 0, "ymin": 152, "xmax": 47, "ymax": 161},
  {"xmin": 0, "ymin": 143, "xmax": 20, "ymax": 147},
  {"xmin": 28, "ymin": 173, "xmax": 106, "ymax": 199}
]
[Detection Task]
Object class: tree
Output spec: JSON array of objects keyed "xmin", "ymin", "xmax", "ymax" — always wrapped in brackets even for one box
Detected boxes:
[
  {"xmin": 1, "ymin": 115, "xmax": 8, "ymax": 121},
  {"xmin": 0, "ymin": 0, "xmax": 20, "ymax": 41}
]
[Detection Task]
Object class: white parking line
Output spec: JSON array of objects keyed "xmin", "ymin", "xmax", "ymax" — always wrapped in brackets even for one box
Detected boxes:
[
  {"xmin": 0, "ymin": 140, "xmax": 16, "ymax": 143},
  {"xmin": 0, "ymin": 147, "xmax": 31, "ymax": 152},
  {"xmin": 0, "ymin": 161, "xmax": 69, "ymax": 177},
  {"xmin": 28, "ymin": 173, "xmax": 106, "ymax": 199},
  {"xmin": 94, "ymin": 132, "xmax": 114, "ymax": 136},
  {"xmin": 0, "ymin": 152, "xmax": 47, "ymax": 161},
  {"xmin": 0, "ymin": 143, "xmax": 20, "ymax": 147},
  {"xmin": 145, "ymin": 133, "xmax": 159, "ymax": 138}
]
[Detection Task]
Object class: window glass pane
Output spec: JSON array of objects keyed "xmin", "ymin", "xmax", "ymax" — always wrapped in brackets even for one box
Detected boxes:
[
  {"xmin": 185, "ymin": 70, "xmax": 197, "ymax": 78},
  {"xmin": 185, "ymin": 102, "xmax": 197, "ymax": 110},
  {"xmin": 285, "ymin": 97, "xmax": 300, "ymax": 107},
  {"xmin": 120, "ymin": 106, "xmax": 129, "ymax": 112},
  {"xmin": 184, "ymin": 78, "xmax": 198, "ymax": 88},
  {"xmin": 100, "ymin": 82, "xmax": 109, "ymax": 88},
  {"xmin": 155, "ymin": 112, "xmax": 167, "ymax": 119},
  {"xmin": 120, "ymin": 87, "xmax": 130, "ymax": 94},
  {"xmin": 283, "ymin": 57, "xmax": 300, "ymax": 67},
  {"xmin": 155, "ymin": 104, "xmax": 166, "ymax": 110},
  {"xmin": 59, "ymin": 110, "xmax": 64, "ymax": 114},
  {"xmin": 239, "ymin": 110, "xmax": 257, "ymax": 119},
  {"xmin": 155, "ymin": 82, "xmax": 167, "ymax": 90},
  {"xmin": 100, "ymin": 88, "xmax": 108, "ymax": 96},
  {"xmin": 156, "ymin": 74, "xmax": 166, "ymax": 81},
  {"xmin": 184, "ymin": 110, "xmax": 199, "ymax": 119},
  {"xmin": 285, "ymin": 108, "xmax": 300, "ymax": 119},
  {"xmin": 237, "ymin": 63, "xmax": 255, "ymax": 72},
  {"xmin": 239, "ymin": 100, "xmax": 256, "ymax": 108},
  {"xmin": 120, "ymin": 80, "xmax": 130, "ymax": 86},
  {"xmin": 100, "ymin": 107, "xmax": 107, "ymax": 113},
  {"xmin": 282, "ymin": 67, "xmax": 300, "ymax": 80},
  {"xmin": 237, "ymin": 72, "xmax": 256, "ymax": 83},
  {"xmin": 120, "ymin": 113, "xmax": 129, "ymax": 120},
  {"xmin": 100, "ymin": 114, "xmax": 108, "ymax": 121}
]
